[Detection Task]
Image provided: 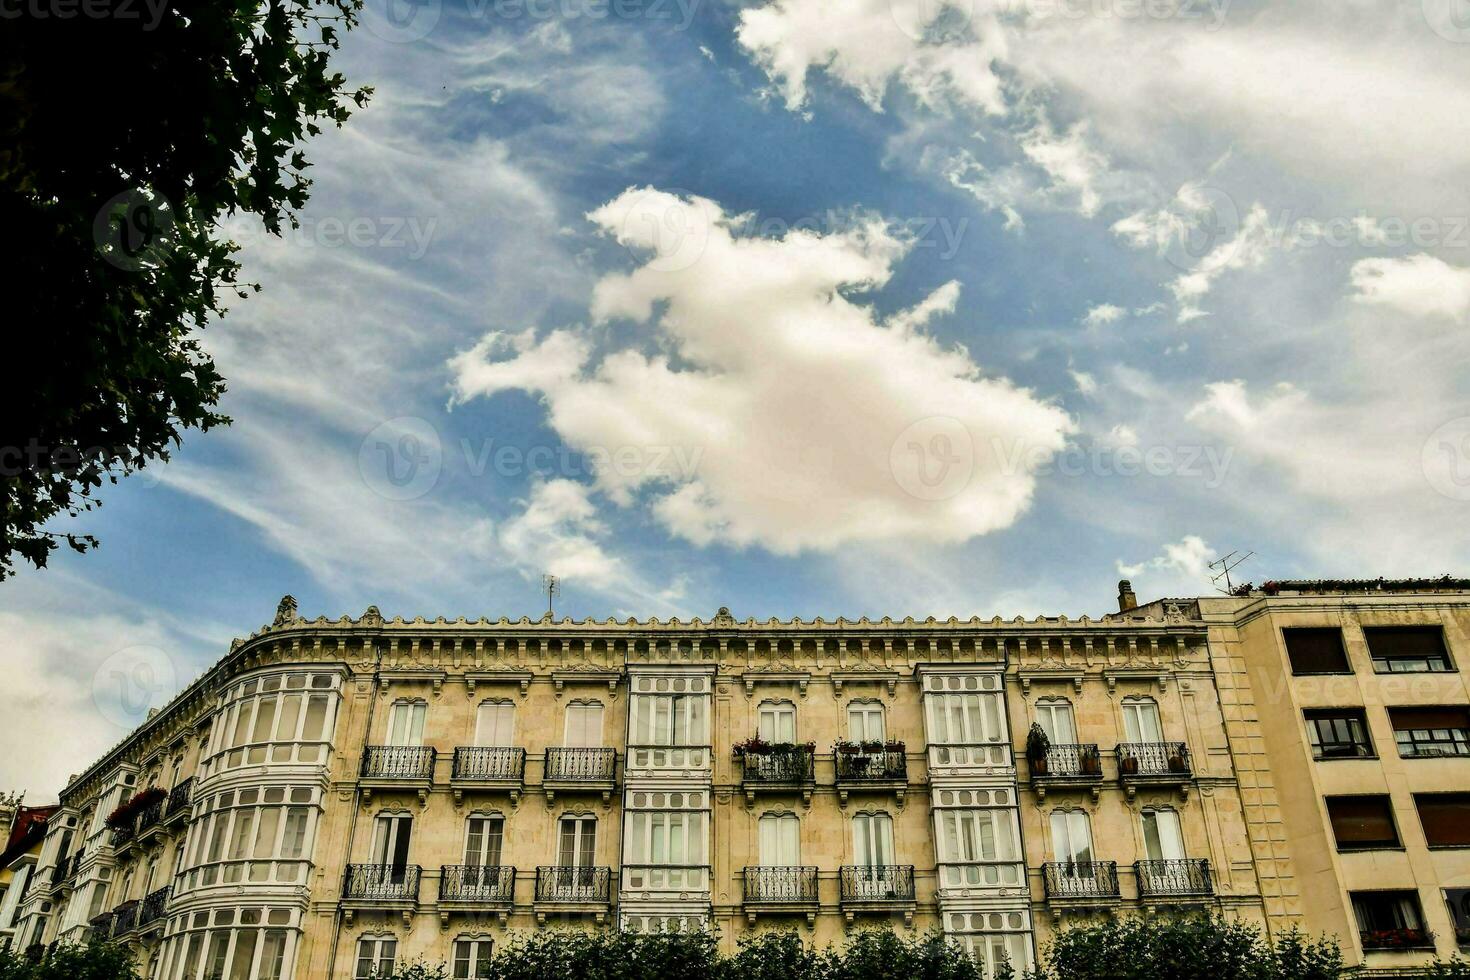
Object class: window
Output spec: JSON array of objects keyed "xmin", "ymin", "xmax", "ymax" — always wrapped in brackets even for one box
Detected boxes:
[
  {"xmin": 204, "ymin": 673, "xmax": 338, "ymax": 772},
  {"xmin": 474, "ymin": 700, "xmax": 514, "ymax": 746},
  {"xmin": 558, "ymin": 816, "xmax": 596, "ymax": 868},
  {"xmin": 1415, "ymin": 794, "xmax": 1470, "ymax": 848},
  {"xmin": 371, "ymin": 814, "xmax": 413, "ymax": 878},
  {"xmin": 564, "ymin": 702, "xmax": 603, "ymax": 747},
  {"xmin": 1284, "ymin": 627, "xmax": 1352, "ymax": 674},
  {"xmin": 1035, "ymin": 701, "xmax": 1076, "ymax": 743},
  {"xmin": 847, "ymin": 703, "xmax": 885, "ymax": 742},
  {"xmin": 927, "ymin": 692, "xmax": 1005, "ymax": 744},
  {"xmin": 1121, "ymin": 698, "xmax": 1163, "ymax": 743},
  {"xmin": 1366, "ymin": 626, "xmax": 1454, "ymax": 673},
  {"xmin": 1140, "ymin": 808, "xmax": 1185, "ymax": 860},
  {"xmin": 1305, "ymin": 708, "xmax": 1374, "ymax": 759},
  {"xmin": 177, "ymin": 788, "xmax": 317, "ymax": 891},
  {"xmin": 1445, "ymin": 888, "xmax": 1470, "ymax": 947},
  {"xmin": 852, "ymin": 812, "xmax": 894, "ymax": 868},
  {"xmin": 1389, "ymin": 706, "xmax": 1470, "ymax": 758},
  {"xmin": 758, "ymin": 814, "xmax": 800, "ymax": 866},
  {"xmin": 936, "ymin": 809, "xmax": 1020, "ymax": 864},
  {"xmin": 629, "ymin": 691, "xmax": 707, "ymax": 746},
  {"xmin": 758, "ymin": 702, "xmax": 796, "ymax": 743},
  {"xmin": 625, "ymin": 811, "xmax": 706, "ymax": 866},
  {"xmin": 1352, "ymin": 891, "xmax": 1429, "ymax": 948},
  {"xmin": 1050, "ymin": 810, "xmax": 1093, "ymax": 864},
  {"xmin": 355, "ymin": 937, "xmax": 396, "ymax": 980},
  {"xmin": 387, "ymin": 701, "xmax": 426, "ymax": 746},
  {"xmin": 453, "ymin": 939, "xmax": 492, "ymax": 980},
  {"xmin": 464, "ymin": 815, "xmax": 504, "ymax": 867},
  {"xmin": 1327, "ymin": 796, "xmax": 1400, "ymax": 850}
]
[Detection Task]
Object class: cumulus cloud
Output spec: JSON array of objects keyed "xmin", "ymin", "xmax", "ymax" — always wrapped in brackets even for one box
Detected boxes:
[
  {"xmin": 1082, "ymin": 304, "xmax": 1125, "ymax": 327},
  {"xmin": 495, "ymin": 479, "xmax": 625, "ymax": 588},
  {"xmin": 1117, "ymin": 535, "xmax": 1215, "ymax": 581},
  {"xmin": 449, "ymin": 186, "xmax": 1074, "ymax": 554},
  {"xmin": 1349, "ymin": 253, "xmax": 1470, "ymax": 321}
]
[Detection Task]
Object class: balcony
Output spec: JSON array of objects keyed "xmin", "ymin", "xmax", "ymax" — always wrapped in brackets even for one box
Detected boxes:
[
  {"xmin": 534, "ymin": 866, "xmax": 611, "ymax": 924},
  {"xmin": 1042, "ymin": 861, "xmax": 1120, "ymax": 908},
  {"xmin": 110, "ymin": 821, "xmax": 136, "ymax": 850},
  {"xmin": 87, "ymin": 911, "xmax": 114, "ymax": 941},
  {"xmin": 743, "ymin": 866, "xmax": 819, "ymax": 924},
  {"xmin": 1116, "ymin": 742, "xmax": 1192, "ymax": 800},
  {"xmin": 438, "ymin": 865, "xmax": 515, "ymax": 926},
  {"xmin": 621, "ymin": 864, "xmax": 708, "ymax": 894},
  {"xmin": 342, "ymin": 864, "xmax": 421, "ymax": 926},
  {"xmin": 1029, "ymin": 744, "xmax": 1103, "ymax": 801},
  {"xmin": 833, "ymin": 744, "xmax": 908, "ymax": 807},
  {"xmin": 359, "ymin": 746, "xmax": 437, "ymax": 806},
  {"xmin": 450, "ymin": 746, "xmax": 526, "ymax": 806},
  {"xmin": 543, "ymin": 747, "xmax": 616, "ymax": 804},
  {"xmin": 135, "ymin": 798, "xmax": 167, "ymax": 848},
  {"xmin": 163, "ymin": 778, "xmax": 194, "ymax": 827},
  {"xmin": 1360, "ymin": 928, "xmax": 1436, "ymax": 951},
  {"xmin": 838, "ymin": 865, "xmax": 915, "ymax": 924},
  {"xmin": 110, "ymin": 901, "xmax": 139, "ymax": 938},
  {"xmin": 137, "ymin": 886, "xmax": 170, "ymax": 935},
  {"xmin": 1134, "ymin": 859, "xmax": 1213, "ymax": 902},
  {"xmin": 737, "ymin": 744, "xmax": 815, "ymax": 806}
]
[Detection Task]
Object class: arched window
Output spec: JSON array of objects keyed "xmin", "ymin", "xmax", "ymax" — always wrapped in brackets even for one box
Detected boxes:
[
  {"xmin": 758, "ymin": 701, "xmax": 797, "ymax": 743},
  {"xmin": 1034, "ymin": 699, "xmax": 1076, "ymax": 743},
  {"xmin": 387, "ymin": 699, "xmax": 426, "ymax": 746},
  {"xmin": 847, "ymin": 701, "xmax": 886, "ymax": 742},
  {"xmin": 474, "ymin": 700, "xmax": 514, "ymax": 747},
  {"xmin": 758, "ymin": 812, "xmax": 800, "ymax": 866},
  {"xmin": 1121, "ymin": 697, "xmax": 1163, "ymax": 743}
]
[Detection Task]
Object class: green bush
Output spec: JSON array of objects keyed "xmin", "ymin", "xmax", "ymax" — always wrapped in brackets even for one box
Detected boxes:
[
  {"xmin": 1032, "ymin": 916, "xmax": 1341, "ymax": 980},
  {"xmin": 0, "ymin": 941, "xmax": 140, "ymax": 980}
]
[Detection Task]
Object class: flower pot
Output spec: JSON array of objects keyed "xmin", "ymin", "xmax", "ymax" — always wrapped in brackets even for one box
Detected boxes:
[{"xmin": 1120, "ymin": 757, "xmax": 1139, "ymax": 775}]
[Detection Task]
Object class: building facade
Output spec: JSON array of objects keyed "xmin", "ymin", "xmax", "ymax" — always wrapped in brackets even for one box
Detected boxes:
[
  {"xmin": 5, "ymin": 581, "xmax": 1465, "ymax": 979},
  {"xmin": 0, "ymin": 796, "xmax": 57, "ymax": 950}
]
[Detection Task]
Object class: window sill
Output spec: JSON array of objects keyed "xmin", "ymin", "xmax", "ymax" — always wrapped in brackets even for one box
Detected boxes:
[
  {"xmin": 1336, "ymin": 845, "xmax": 1405, "ymax": 853},
  {"xmin": 1426, "ymin": 844, "xmax": 1470, "ymax": 850},
  {"xmin": 1313, "ymin": 754, "xmax": 1378, "ymax": 762},
  {"xmin": 1290, "ymin": 671, "xmax": 1355, "ymax": 677},
  {"xmin": 1371, "ymin": 668, "xmax": 1455, "ymax": 675}
]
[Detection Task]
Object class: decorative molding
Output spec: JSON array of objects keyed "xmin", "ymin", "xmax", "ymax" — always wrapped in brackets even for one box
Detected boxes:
[
  {"xmin": 464, "ymin": 670, "xmax": 533, "ymax": 699},
  {"xmin": 830, "ymin": 670, "xmax": 900, "ymax": 697},
  {"xmin": 550, "ymin": 669, "xmax": 621, "ymax": 698},
  {"xmin": 742, "ymin": 671, "xmax": 811, "ymax": 698}
]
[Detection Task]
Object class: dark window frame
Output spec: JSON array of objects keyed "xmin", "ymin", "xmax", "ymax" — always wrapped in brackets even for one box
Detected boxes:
[
  {"xmin": 1326, "ymin": 794, "xmax": 1402, "ymax": 852},
  {"xmin": 1352, "ymin": 889, "xmax": 1432, "ymax": 950},
  {"xmin": 1364, "ymin": 626, "xmax": 1455, "ymax": 674},
  {"xmin": 1283, "ymin": 628, "xmax": 1353, "ymax": 675},
  {"xmin": 1414, "ymin": 793, "xmax": 1470, "ymax": 849},
  {"xmin": 1304, "ymin": 708, "xmax": 1375, "ymax": 760},
  {"xmin": 1389, "ymin": 706, "xmax": 1470, "ymax": 759}
]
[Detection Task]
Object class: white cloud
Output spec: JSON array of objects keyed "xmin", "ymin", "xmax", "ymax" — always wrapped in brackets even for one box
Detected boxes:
[
  {"xmin": 1069, "ymin": 369, "xmax": 1098, "ymax": 396},
  {"xmin": 1082, "ymin": 304, "xmax": 1125, "ymax": 327},
  {"xmin": 1117, "ymin": 534, "xmax": 1214, "ymax": 582},
  {"xmin": 1349, "ymin": 253, "xmax": 1470, "ymax": 321},
  {"xmin": 495, "ymin": 479, "xmax": 625, "ymax": 588},
  {"xmin": 1019, "ymin": 119, "xmax": 1110, "ymax": 218},
  {"xmin": 450, "ymin": 186, "xmax": 1074, "ymax": 554}
]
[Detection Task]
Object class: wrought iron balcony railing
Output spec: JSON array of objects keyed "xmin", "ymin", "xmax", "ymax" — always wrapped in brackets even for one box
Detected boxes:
[
  {"xmin": 361, "ymin": 745, "xmax": 437, "ymax": 780},
  {"xmin": 535, "ymin": 866, "xmax": 611, "ymax": 903},
  {"xmin": 838, "ymin": 865, "xmax": 914, "ymax": 902},
  {"xmin": 1135, "ymin": 859, "xmax": 1212, "ymax": 897},
  {"xmin": 110, "ymin": 822, "xmax": 136, "ymax": 848},
  {"xmin": 165, "ymin": 778, "xmax": 194, "ymax": 821},
  {"xmin": 834, "ymin": 746, "xmax": 907, "ymax": 783},
  {"xmin": 138, "ymin": 886, "xmax": 170, "ymax": 929},
  {"xmin": 111, "ymin": 901, "xmax": 139, "ymax": 936},
  {"xmin": 88, "ymin": 911, "xmax": 114, "ymax": 941},
  {"xmin": 452, "ymin": 746, "xmax": 525, "ymax": 782},
  {"xmin": 545, "ymin": 747, "xmax": 616, "ymax": 782},
  {"xmin": 1116, "ymin": 742, "xmax": 1191, "ymax": 778},
  {"xmin": 744, "ymin": 865, "xmax": 819, "ymax": 904},
  {"xmin": 1031, "ymin": 744, "xmax": 1103, "ymax": 780},
  {"xmin": 739, "ymin": 748, "xmax": 815, "ymax": 785},
  {"xmin": 342, "ymin": 863, "xmax": 421, "ymax": 902},
  {"xmin": 1042, "ymin": 861, "xmax": 1120, "ymax": 900},
  {"xmin": 440, "ymin": 864, "xmax": 516, "ymax": 903},
  {"xmin": 136, "ymin": 798, "xmax": 166, "ymax": 836}
]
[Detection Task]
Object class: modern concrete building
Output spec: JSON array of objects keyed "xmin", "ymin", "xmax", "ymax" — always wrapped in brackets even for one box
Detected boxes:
[{"xmin": 6, "ymin": 580, "xmax": 1467, "ymax": 979}]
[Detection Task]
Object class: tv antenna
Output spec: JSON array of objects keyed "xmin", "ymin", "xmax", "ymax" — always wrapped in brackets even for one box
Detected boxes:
[
  {"xmin": 1208, "ymin": 551, "xmax": 1254, "ymax": 594},
  {"xmin": 541, "ymin": 574, "xmax": 561, "ymax": 617}
]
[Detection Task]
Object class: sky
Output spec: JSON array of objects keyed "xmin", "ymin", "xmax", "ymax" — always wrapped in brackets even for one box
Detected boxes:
[{"xmin": 3, "ymin": 0, "xmax": 1470, "ymax": 796}]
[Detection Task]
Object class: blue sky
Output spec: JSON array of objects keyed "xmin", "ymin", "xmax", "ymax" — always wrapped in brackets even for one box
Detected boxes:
[{"xmin": 4, "ymin": 0, "xmax": 1470, "ymax": 794}]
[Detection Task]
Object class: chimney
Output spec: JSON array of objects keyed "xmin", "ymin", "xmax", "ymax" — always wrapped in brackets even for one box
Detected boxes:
[{"xmin": 1117, "ymin": 579, "xmax": 1138, "ymax": 612}]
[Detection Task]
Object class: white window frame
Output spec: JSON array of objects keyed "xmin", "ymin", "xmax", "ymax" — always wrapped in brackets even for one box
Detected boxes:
[
  {"xmin": 474, "ymin": 700, "xmax": 515, "ymax": 747},
  {"xmin": 1122, "ymin": 698, "xmax": 1164, "ymax": 743},
  {"xmin": 464, "ymin": 814, "xmax": 505, "ymax": 867},
  {"xmin": 758, "ymin": 813, "xmax": 800, "ymax": 866},
  {"xmin": 1035, "ymin": 700, "xmax": 1077, "ymax": 743},
  {"xmin": 355, "ymin": 937, "xmax": 396, "ymax": 980},
  {"xmin": 1050, "ymin": 809, "xmax": 1093, "ymax": 864},
  {"xmin": 625, "ymin": 811, "xmax": 706, "ymax": 866},
  {"xmin": 927, "ymin": 692, "xmax": 1006, "ymax": 744},
  {"xmin": 847, "ymin": 702, "xmax": 886, "ymax": 743},
  {"xmin": 387, "ymin": 700, "xmax": 426, "ymax": 747},
  {"xmin": 371, "ymin": 813, "xmax": 413, "ymax": 871},
  {"xmin": 852, "ymin": 812, "xmax": 895, "ymax": 867},
  {"xmin": 453, "ymin": 938, "xmax": 493, "ymax": 980},
  {"xmin": 564, "ymin": 702, "xmax": 604, "ymax": 748},
  {"xmin": 1140, "ymin": 808, "xmax": 1185, "ymax": 860},
  {"xmin": 758, "ymin": 702, "xmax": 797, "ymax": 743},
  {"xmin": 558, "ymin": 816, "xmax": 597, "ymax": 868},
  {"xmin": 629, "ymin": 693, "xmax": 708, "ymax": 746},
  {"xmin": 937, "ymin": 808, "xmax": 1019, "ymax": 863}
]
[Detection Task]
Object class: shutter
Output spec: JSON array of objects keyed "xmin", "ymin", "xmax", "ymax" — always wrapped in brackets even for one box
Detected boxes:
[
  {"xmin": 1416, "ymin": 795, "xmax": 1470, "ymax": 847},
  {"xmin": 1327, "ymin": 797, "xmax": 1398, "ymax": 846},
  {"xmin": 1390, "ymin": 707, "xmax": 1470, "ymax": 731},
  {"xmin": 1284, "ymin": 628, "xmax": 1350, "ymax": 673}
]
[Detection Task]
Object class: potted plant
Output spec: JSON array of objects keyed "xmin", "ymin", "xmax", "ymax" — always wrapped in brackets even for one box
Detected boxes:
[
  {"xmin": 732, "ymin": 736, "xmax": 772, "ymax": 759},
  {"xmin": 1080, "ymin": 745, "xmax": 1102, "ymax": 776},
  {"xmin": 860, "ymin": 739, "xmax": 885, "ymax": 754},
  {"xmin": 1026, "ymin": 723, "xmax": 1050, "ymax": 776},
  {"xmin": 836, "ymin": 740, "xmax": 862, "ymax": 755},
  {"xmin": 1167, "ymin": 745, "xmax": 1190, "ymax": 773},
  {"xmin": 884, "ymin": 739, "xmax": 905, "ymax": 753},
  {"xmin": 1119, "ymin": 750, "xmax": 1140, "ymax": 776}
]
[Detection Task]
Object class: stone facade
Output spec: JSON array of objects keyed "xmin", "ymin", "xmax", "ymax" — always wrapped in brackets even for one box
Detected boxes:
[{"xmin": 7, "ymin": 582, "xmax": 1465, "ymax": 979}]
